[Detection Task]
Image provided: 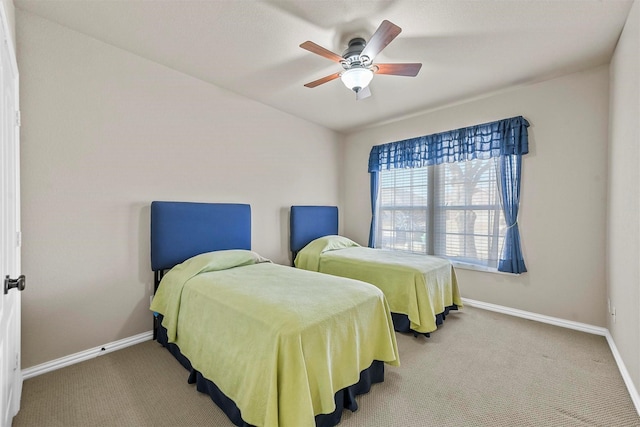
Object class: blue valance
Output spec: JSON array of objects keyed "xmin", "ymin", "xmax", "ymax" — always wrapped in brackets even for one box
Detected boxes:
[{"xmin": 368, "ymin": 116, "xmax": 529, "ymax": 172}]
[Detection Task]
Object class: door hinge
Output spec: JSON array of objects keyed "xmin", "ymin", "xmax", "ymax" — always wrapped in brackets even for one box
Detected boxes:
[{"xmin": 15, "ymin": 110, "xmax": 20, "ymax": 127}]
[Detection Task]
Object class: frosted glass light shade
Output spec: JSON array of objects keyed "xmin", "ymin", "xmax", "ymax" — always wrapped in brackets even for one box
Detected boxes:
[{"xmin": 341, "ymin": 68, "xmax": 374, "ymax": 91}]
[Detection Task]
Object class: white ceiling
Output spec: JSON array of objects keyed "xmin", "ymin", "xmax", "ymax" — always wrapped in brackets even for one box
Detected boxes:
[{"xmin": 14, "ymin": 0, "xmax": 634, "ymax": 133}]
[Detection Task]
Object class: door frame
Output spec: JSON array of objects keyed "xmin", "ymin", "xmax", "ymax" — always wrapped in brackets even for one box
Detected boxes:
[{"xmin": 0, "ymin": 0, "xmax": 21, "ymax": 424}]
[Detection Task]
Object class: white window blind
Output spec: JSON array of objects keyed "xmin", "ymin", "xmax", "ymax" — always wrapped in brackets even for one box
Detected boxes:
[
  {"xmin": 377, "ymin": 167, "xmax": 430, "ymax": 253},
  {"xmin": 376, "ymin": 158, "xmax": 506, "ymax": 269}
]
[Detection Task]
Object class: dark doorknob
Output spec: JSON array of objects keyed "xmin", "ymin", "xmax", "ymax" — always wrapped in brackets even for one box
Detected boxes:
[{"xmin": 4, "ymin": 275, "xmax": 25, "ymax": 294}]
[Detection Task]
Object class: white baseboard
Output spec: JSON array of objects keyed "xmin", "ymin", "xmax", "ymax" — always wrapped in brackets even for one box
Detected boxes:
[
  {"xmin": 462, "ymin": 297, "xmax": 640, "ymax": 416},
  {"xmin": 21, "ymin": 330, "xmax": 153, "ymax": 380},
  {"xmin": 605, "ymin": 330, "xmax": 640, "ymax": 415},
  {"xmin": 462, "ymin": 298, "xmax": 608, "ymax": 335}
]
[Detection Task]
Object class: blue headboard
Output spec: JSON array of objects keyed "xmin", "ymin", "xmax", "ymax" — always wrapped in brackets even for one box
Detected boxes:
[
  {"xmin": 151, "ymin": 201, "xmax": 251, "ymax": 272},
  {"xmin": 290, "ymin": 206, "xmax": 338, "ymax": 255}
]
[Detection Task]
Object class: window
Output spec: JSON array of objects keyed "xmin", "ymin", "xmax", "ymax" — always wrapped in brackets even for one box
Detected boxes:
[
  {"xmin": 369, "ymin": 116, "xmax": 529, "ymax": 274},
  {"xmin": 378, "ymin": 167, "xmax": 430, "ymax": 253},
  {"xmin": 376, "ymin": 158, "xmax": 506, "ymax": 269}
]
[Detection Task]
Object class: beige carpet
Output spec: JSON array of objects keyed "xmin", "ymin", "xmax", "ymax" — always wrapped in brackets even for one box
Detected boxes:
[{"xmin": 13, "ymin": 306, "xmax": 640, "ymax": 426}]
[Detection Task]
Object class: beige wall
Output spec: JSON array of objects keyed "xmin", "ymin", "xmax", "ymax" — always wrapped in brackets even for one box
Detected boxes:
[
  {"xmin": 342, "ymin": 66, "xmax": 610, "ymax": 327},
  {"xmin": 608, "ymin": 0, "xmax": 640, "ymax": 397},
  {"xmin": 17, "ymin": 11, "xmax": 342, "ymax": 368}
]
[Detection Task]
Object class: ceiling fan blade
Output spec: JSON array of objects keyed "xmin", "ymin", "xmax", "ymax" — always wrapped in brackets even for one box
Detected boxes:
[
  {"xmin": 300, "ymin": 41, "xmax": 344, "ymax": 63},
  {"xmin": 304, "ymin": 72, "xmax": 341, "ymax": 88},
  {"xmin": 374, "ymin": 63, "xmax": 422, "ymax": 77},
  {"xmin": 356, "ymin": 85, "xmax": 372, "ymax": 101},
  {"xmin": 360, "ymin": 20, "xmax": 402, "ymax": 61}
]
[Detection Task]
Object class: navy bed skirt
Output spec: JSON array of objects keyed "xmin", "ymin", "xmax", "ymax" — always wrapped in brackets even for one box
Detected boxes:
[
  {"xmin": 155, "ymin": 315, "xmax": 384, "ymax": 427},
  {"xmin": 391, "ymin": 304, "xmax": 459, "ymax": 337}
]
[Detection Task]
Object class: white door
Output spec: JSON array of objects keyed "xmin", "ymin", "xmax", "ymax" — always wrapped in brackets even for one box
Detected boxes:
[{"xmin": 0, "ymin": 2, "xmax": 21, "ymax": 426}]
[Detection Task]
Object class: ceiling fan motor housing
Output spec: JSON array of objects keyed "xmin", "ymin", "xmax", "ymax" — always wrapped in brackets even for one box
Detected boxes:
[{"xmin": 342, "ymin": 37, "xmax": 368, "ymax": 69}]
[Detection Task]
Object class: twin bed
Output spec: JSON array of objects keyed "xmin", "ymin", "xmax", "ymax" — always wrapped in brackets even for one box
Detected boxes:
[
  {"xmin": 149, "ymin": 201, "xmax": 400, "ymax": 427},
  {"xmin": 290, "ymin": 205, "xmax": 462, "ymax": 336}
]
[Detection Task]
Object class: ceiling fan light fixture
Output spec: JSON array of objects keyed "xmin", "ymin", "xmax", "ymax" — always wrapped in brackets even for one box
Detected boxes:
[
  {"xmin": 301, "ymin": 20, "xmax": 421, "ymax": 99},
  {"xmin": 341, "ymin": 67, "xmax": 374, "ymax": 92}
]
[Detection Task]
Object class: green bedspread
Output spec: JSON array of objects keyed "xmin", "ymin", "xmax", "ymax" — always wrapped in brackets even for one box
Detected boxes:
[
  {"xmin": 295, "ymin": 237, "xmax": 462, "ymax": 334},
  {"xmin": 150, "ymin": 250, "xmax": 399, "ymax": 427}
]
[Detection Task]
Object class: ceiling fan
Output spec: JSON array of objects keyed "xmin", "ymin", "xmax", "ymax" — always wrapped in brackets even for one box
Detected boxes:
[{"xmin": 300, "ymin": 20, "xmax": 422, "ymax": 101}]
